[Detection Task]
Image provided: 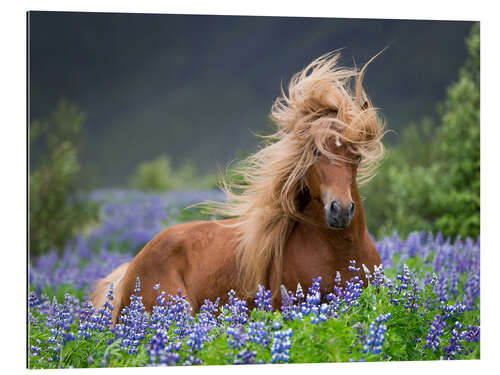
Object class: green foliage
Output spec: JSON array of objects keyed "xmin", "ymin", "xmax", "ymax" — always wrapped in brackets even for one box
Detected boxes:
[
  {"xmin": 129, "ymin": 155, "xmax": 218, "ymax": 192},
  {"xmin": 362, "ymin": 120, "xmax": 440, "ymax": 237},
  {"xmin": 362, "ymin": 23, "xmax": 479, "ymax": 239},
  {"xmin": 432, "ymin": 22, "xmax": 480, "ymax": 238},
  {"xmin": 29, "ymin": 100, "xmax": 99, "ymax": 257}
]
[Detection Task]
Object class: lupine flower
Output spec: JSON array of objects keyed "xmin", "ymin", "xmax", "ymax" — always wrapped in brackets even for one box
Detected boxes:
[
  {"xmin": 335, "ymin": 270, "xmax": 342, "ymax": 285},
  {"xmin": 362, "ymin": 264, "xmax": 372, "ymax": 284},
  {"xmin": 348, "ymin": 259, "xmax": 360, "ymax": 272},
  {"xmin": 29, "ymin": 345, "xmax": 41, "ymax": 357},
  {"xmin": 29, "ymin": 291, "xmax": 41, "ymax": 309},
  {"xmin": 150, "ymin": 288, "xmax": 169, "ymax": 331},
  {"xmin": 92, "ymin": 283, "xmax": 114, "ymax": 332},
  {"xmin": 234, "ymin": 349, "xmax": 258, "ymax": 364},
  {"xmin": 397, "ymin": 264, "xmax": 411, "ymax": 291},
  {"xmin": 64, "ymin": 293, "xmax": 83, "ymax": 322},
  {"xmin": 463, "ymin": 272, "xmax": 480, "ymax": 310},
  {"xmin": 254, "ymin": 285, "xmax": 273, "ymax": 312},
  {"xmin": 318, "ymin": 303, "xmax": 329, "ymax": 322},
  {"xmin": 325, "ymin": 290, "xmax": 341, "ymax": 319},
  {"xmin": 384, "ymin": 277, "xmax": 394, "ymax": 293},
  {"xmin": 310, "ymin": 315, "xmax": 321, "ymax": 325},
  {"xmin": 425, "ymin": 231, "xmax": 434, "ymax": 248},
  {"xmin": 352, "ymin": 322, "xmax": 367, "ymax": 346},
  {"xmin": 271, "ymin": 329, "xmax": 293, "ymax": 363},
  {"xmin": 280, "ymin": 286, "xmax": 298, "ymax": 321},
  {"xmin": 36, "ymin": 294, "xmax": 51, "ymax": 316},
  {"xmin": 439, "ymin": 301, "xmax": 466, "ymax": 320},
  {"xmin": 406, "ymin": 232, "xmax": 421, "ymax": 258},
  {"xmin": 303, "ymin": 277, "xmax": 322, "ymax": 315},
  {"xmin": 372, "ymin": 264, "xmax": 385, "ymax": 291},
  {"xmin": 343, "ymin": 276, "xmax": 364, "ymax": 310},
  {"xmin": 148, "ymin": 328, "xmax": 182, "ymax": 366},
  {"xmin": 100, "ymin": 351, "xmax": 110, "ymax": 367},
  {"xmin": 389, "ymin": 264, "xmax": 410, "ymax": 306},
  {"xmin": 220, "ymin": 290, "xmax": 248, "ymax": 327},
  {"xmin": 186, "ymin": 323, "xmax": 211, "ymax": 352},
  {"xmin": 184, "ymin": 300, "xmax": 217, "ymax": 353},
  {"xmin": 114, "ymin": 277, "xmax": 150, "ymax": 354},
  {"xmin": 295, "ymin": 283, "xmax": 304, "ymax": 301},
  {"xmin": 465, "ymin": 325, "xmax": 480, "ymax": 343},
  {"xmin": 226, "ymin": 325, "xmax": 248, "ymax": 349},
  {"xmin": 435, "ymin": 232, "xmax": 444, "ymax": 247},
  {"xmin": 363, "ymin": 313, "xmax": 391, "ymax": 355},
  {"xmin": 444, "ymin": 321, "xmax": 467, "ymax": 360},
  {"xmin": 404, "ymin": 277, "xmax": 422, "ymax": 312},
  {"xmin": 197, "ymin": 298, "xmax": 219, "ymax": 332},
  {"xmin": 183, "ymin": 355, "xmax": 202, "ymax": 366},
  {"xmin": 448, "ymin": 266, "xmax": 460, "ymax": 297},
  {"xmin": 28, "ymin": 293, "xmax": 40, "ymax": 326},
  {"xmin": 247, "ymin": 321, "xmax": 270, "ymax": 346},
  {"xmin": 46, "ymin": 294, "xmax": 77, "ymax": 354},
  {"xmin": 77, "ymin": 300, "xmax": 97, "ymax": 339},
  {"xmin": 166, "ymin": 291, "xmax": 194, "ymax": 338},
  {"xmin": 423, "ymin": 314, "xmax": 446, "ymax": 353}
]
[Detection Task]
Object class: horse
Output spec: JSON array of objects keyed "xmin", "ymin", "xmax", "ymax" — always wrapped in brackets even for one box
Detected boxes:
[{"xmin": 91, "ymin": 52, "xmax": 385, "ymax": 322}]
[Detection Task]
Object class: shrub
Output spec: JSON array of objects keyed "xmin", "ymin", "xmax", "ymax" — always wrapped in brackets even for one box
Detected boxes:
[
  {"xmin": 29, "ymin": 100, "xmax": 98, "ymax": 257},
  {"xmin": 129, "ymin": 155, "xmax": 217, "ymax": 192}
]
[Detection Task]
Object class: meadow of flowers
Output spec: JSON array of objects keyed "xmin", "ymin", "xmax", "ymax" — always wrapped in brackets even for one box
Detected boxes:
[{"xmin": 28, "ymin": 189, "xmax": 480, "ymax": 369}]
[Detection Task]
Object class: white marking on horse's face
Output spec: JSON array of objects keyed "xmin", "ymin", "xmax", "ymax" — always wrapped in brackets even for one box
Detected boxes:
[
  {"xmin": 335, "ymin": 135, "xmax": 342, "ymax": 147},
  {"xmin": 323, "ymin": 191, "xmax": 332, "ymax": 210}
]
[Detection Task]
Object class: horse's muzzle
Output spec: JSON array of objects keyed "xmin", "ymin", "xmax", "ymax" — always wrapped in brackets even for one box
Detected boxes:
[{"xmin": 325, "ymin": 200, "xmax": 355, "ymax": 229}]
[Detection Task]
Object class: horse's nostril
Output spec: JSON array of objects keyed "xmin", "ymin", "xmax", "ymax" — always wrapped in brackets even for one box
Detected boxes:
[
  {"xmin": 330, "ymin": 200, "xmax": 340, "ymax": 215},
  {"xmin": 349, "ymin": 202, "xmax": 355, "ymax": 217}
]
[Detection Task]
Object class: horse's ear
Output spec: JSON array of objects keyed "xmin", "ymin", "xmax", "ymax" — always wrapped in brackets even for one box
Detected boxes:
[
  {"xmin": 361, "ymin": 100, "xmax": 369, "ymax": 111},
  {"xmin": 295, "ymin": 185, "xmax": 311, "ymax": 212}
]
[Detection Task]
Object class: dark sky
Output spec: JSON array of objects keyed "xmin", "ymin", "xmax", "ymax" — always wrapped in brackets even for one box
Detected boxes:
[{"xmin": 29, "ymin": 12, "xmax": 473, "ymax": 187}]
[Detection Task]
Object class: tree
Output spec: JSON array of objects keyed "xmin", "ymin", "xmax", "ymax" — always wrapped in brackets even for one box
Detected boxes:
[
  {"xmin": 29, "ymin": 100, "xmax": 98, "ymax": 257},
  {"xmin": 432, "ymin": 23, "xmax": 480, "ymax": 238},
  {"xmin": 361, "ymin": 23, "xmax": 479, "ymax": 239}
]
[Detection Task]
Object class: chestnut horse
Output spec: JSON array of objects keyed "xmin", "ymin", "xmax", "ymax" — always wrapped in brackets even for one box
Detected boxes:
[{"xmin": 91, "ymin": 52, "xmax": 385, "ymax": 322}]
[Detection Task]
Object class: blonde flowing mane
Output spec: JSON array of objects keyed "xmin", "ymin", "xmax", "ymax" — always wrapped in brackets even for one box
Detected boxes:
[{"xmin": 211, "ymin": 52, "xmax": 385, "ymax": 297}]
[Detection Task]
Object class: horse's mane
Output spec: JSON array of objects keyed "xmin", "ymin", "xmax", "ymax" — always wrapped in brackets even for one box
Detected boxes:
[{"xmin": 210, "ymin": 52, "xmax": 385, "ymax": 297}]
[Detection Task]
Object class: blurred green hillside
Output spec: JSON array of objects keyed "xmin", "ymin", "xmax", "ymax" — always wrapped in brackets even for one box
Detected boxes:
[{"xmin": 29, "ymin": 13, "xmax": 474, "ymax": 187}]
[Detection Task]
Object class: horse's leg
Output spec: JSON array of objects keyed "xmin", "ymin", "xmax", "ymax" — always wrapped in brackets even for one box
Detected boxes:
[{"xmin": 268, "ymin": 268, "xmax": 284, "ymax": 312}]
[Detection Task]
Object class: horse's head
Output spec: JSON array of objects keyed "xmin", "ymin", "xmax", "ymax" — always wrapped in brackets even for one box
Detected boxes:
[
  {"xmin": 267, "ymin": 52, "xmax": 385, "ymax": 230},
  {"xmin": 303, "ymin": 139, "xmax": 361, "ymax": 229}
]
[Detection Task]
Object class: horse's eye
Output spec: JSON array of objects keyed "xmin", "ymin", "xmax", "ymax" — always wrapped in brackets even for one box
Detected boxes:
[
  {"xmin": 356, "ymin": 155, "xmax": 362, "ymax": 163},
  {"xmin": 314, "ymin": 149, "xmax": 321, "ymax": 158}
]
